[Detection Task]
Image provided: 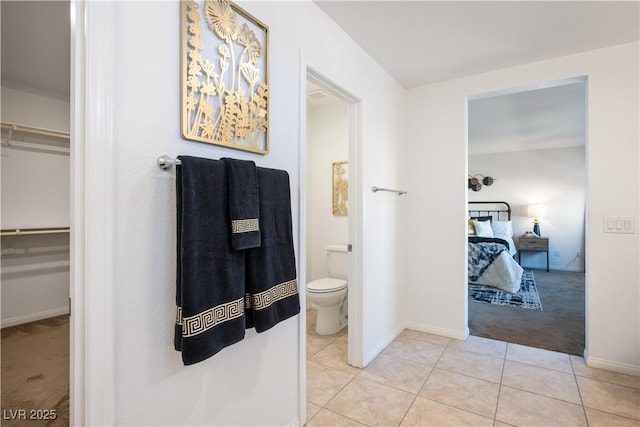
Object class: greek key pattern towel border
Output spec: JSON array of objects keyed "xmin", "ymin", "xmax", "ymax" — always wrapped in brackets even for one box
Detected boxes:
[
  {"xmin": 179, "ymin": 298, "xmax": 244, "ymax": 338},
  {"xmin": 176, "ymin": 279, "xmax": 298, "ymax": 338},
  {"xmin": 231, "ymin": 218, "xmax": 260, "ymax": 234}
]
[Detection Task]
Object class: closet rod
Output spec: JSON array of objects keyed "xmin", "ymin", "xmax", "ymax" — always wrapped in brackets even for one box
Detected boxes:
[
  {"xmin": 1, "ymin": 227, "xmax": 70, "ymax": 237},
  {"xmin": 1, "ymin": 122, "xmax": 70, "ymax": 140},
  {"xmin": 371, "ymin": 186, "xmax": 407, "ymax": 196}
]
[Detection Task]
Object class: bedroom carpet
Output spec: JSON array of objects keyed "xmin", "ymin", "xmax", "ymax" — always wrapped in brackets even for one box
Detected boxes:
[
  {"xmin": 469, "ymin": 269, "xmax": 585, "ymax": 356},
  {"xmin": 1, "ymin": 315, "xmax": 69, "ymax": 427},
  {"xmin": 469, "ymin": 270, "xmax": 543, "ymax": 310}
]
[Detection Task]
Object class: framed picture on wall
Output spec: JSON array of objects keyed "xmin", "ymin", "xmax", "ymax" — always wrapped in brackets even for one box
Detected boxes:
[
  {"xmin": 181, "ymin": 0, "xmax": 269, "ymax": 154},
  {"xmin": 332, "ymin": 161, "xmax": 348, "ymax": 216}
]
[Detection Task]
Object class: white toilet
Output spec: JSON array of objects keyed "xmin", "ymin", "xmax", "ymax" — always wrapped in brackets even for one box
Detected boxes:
[{"xmin": 307, "ymin": 244, "xmax": 348, "ymax": 335}]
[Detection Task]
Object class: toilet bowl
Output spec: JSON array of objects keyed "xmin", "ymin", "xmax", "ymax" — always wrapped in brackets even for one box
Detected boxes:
[{"xmin": 307, "ymin": 244, "xmax": 348, "ymax": 335}]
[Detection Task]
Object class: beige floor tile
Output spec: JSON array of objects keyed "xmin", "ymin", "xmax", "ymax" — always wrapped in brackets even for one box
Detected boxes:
[
  {"xmin": 326, "ymin": 377, "xmax": 415, "ymax": 426},
  {"xmin": 310, "ymin": 339, "xmax": 361, "ymax": 375},
  {"xmin": 382, "ymin": 335, "xmax": 446, "ymax": 365},
  {"xmin": 506, "ymin": 343, "xmax": 573, "ymax": 373},
  {"xmin": 307, "ymin": 333, "xmax": 335, "ymax": 357},
  {"xmin": 359, "ymin": 353, "xmax": 433, "ymax": 394},
  {"xmin": 571, "ymin": 355, "xmax": 640, "ymax": 389},
  {"xmin": 502, "ymin": 360, "xmax": 581, "ymax": 404},
  {"xmin": 447, "ymin": 335, "xmax": 507, "ymax": 359},
  {"xmin": 496, "ymin": 386, "xmax": 587, "ymax": 426},
  {"xmin": 577, "ymin": 376, "xmax": 640, "ymax": 420},
  {"xmin": 400, "ymin": 396, "xmax": 493, "ymax": 426},
  {"xmin": 307, "ymin": 402, "xmax": 322, "ymax": 422},
  {"xmin": 307, "ymin": 360, "xmax": 355, "ymax": 406},
  {"xmin": 399, "ymin": 329, "xmax": 452, "ymax": 346},
  {"xmin": 419, "ymin": 368, "xmax": 500, "ymax": 418},
  {"xmin": 436, "ymin": 347, "xmax": 504, "ymax": 383},
  {"xmin": 585, "ymin": 408, "xmax": 640, "ymax": 426},
  {"xmin": 306, "ymin": 409, "xmax": 366, "ymax": 426}
]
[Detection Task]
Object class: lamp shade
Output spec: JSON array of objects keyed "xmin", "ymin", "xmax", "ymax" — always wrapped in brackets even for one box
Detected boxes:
[{"xmin": 527, "ymin": 204, "xmax": 547, "ymax": 218}]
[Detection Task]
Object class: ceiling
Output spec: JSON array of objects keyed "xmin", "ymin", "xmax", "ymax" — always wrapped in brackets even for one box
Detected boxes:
[
  {"xmin": 311, "ymin": 1, "xmax": 634, "ymax": 153},
  {"xmin": 1, "ymin": 1, "xmax": 70, "ymax": 100},
  {"xmin": 2, "ymin": 1, "xmax": 638, "ymax": 99},
  {"xmin": 468, "ymin": 79, "xmax": 586, "ymax": 155},
  {"xmin": 315, "ymin": 1, "xmax": 639, "ymax": 89}
]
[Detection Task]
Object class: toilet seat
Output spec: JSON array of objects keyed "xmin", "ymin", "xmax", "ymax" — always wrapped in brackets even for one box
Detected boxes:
[{"xmin": 307, "ymin": 278, "xmax": 347, "ymax": 293}]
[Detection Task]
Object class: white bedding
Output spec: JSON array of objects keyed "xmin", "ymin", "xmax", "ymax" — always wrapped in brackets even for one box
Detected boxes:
[
  {"xmin": 494, "ymin": 233, "xmax": 518, "ymax": 257},
  {"xmin": 468, "ymin": 216, "xmax": 522, "ymax": 293},
  {"xmin": 473, "ymin": 251, "xmax": 523, "ymax": 293}
]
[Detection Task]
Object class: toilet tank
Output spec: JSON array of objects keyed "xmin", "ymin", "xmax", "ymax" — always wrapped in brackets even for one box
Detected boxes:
[{"xmin": 326, "ymin": 244, "xmax": 348, "ymax": 280}]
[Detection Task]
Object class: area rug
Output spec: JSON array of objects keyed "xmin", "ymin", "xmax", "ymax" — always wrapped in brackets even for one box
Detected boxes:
[{"xmin": 469, "ymin": 271, "xmax": 543, "ymax": 310}]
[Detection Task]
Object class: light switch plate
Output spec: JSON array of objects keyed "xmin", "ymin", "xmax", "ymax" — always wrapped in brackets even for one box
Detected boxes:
[{"xmin": 604, "ymin": 217, "xmax": 635, "ymax": 234}]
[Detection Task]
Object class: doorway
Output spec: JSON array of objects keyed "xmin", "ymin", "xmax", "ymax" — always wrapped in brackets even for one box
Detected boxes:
[
  {"xmin": 302, "ymin": 67, "xmax": 363, "ymax": 421},
  {"xmin": 305, "ymin": 76, "xmax": 350, "ymax": 349},
  {"xmin": 0, "ymin": 1, "xmax": 71, "ymax": 424},
  {"xmin": 466, "ymin": 77, "xmax": 587, "ymax": 356}
]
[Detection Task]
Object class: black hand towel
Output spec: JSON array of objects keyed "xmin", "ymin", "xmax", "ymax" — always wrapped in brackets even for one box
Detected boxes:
[
  {"xmin": 245, "ymin": 167, "xmax": 300, "ymax": 332},
  {"xmin": 221, "ymin": 158, "xmax": 261, "ymax": 250},
  {"xmin": 175, "ymin": 156, "xmax": 246, "ymax": 365}
]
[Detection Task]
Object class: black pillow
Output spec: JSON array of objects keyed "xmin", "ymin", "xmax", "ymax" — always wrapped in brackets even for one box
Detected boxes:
[{"xmin": 471, "ymin": 215, "xmax": 492, "ymax": 223}]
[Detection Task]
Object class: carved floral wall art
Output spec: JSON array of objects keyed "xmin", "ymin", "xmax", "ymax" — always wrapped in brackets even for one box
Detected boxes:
[{"xmin": 182, "ymin": 0, "xmax": 269, "ymax": 154}]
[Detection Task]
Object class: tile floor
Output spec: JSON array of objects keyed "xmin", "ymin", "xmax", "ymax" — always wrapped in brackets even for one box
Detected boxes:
[{"xmin": 305, "ymin": 310, "xmax": 640, "ymax": 426}]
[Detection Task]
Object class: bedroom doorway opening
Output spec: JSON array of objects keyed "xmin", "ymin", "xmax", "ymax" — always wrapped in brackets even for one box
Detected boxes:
[{"xmin": 466, "ymin": 76, "xmax": 587, "ymax": 356}]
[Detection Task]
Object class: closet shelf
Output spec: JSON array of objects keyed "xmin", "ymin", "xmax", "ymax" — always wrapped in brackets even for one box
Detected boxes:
[{"xmin": 1, "ymin": 227, "xmax": 70, "ymax": 237}]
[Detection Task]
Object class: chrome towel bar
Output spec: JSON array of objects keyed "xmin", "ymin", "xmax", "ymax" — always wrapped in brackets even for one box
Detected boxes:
[
  {"xmin": 158, "ymin": 155, "xmax": 182, "ymax": 171},
  {"xmin": 371, "ymin": 186, "xmax": 407, "ymax": 196}
]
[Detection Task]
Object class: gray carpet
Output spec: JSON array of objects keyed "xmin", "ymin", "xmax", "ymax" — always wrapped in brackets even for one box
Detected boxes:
[
  {"xmin": 1, "ymin": 315, "xmax": 69, "ymax": 427},
  {"xmin": 469, "ymin": 269, "xmax": 585, "ymax": 356}
]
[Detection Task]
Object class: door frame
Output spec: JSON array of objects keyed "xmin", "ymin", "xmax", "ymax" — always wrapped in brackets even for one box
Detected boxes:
[
  {"xmin": 70, "ymin": 1, "xmax": 116, "ymax": 424},
  {"xmin": 298, "ymin": 57, "xmax": 363, "ymax": 422},
  {"xmin": 464, "ymin": 75, "xmax": 589, "ymax": 355}
]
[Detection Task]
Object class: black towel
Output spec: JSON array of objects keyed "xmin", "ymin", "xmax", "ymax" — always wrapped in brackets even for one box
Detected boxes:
[
  {"xmin": 175, "ymin": 156, "xmax": 246, "ymax": 365},
  {"xmin": 221, "ymin": 158, "xmax": 261, "ymax": 250},
  {"xmin": 245, "ymin": 167, "xmax": 300, "ymax": 332}
]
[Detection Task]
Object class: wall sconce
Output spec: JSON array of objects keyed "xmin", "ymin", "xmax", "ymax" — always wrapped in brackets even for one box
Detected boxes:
[{"xmin": 468, "ymin": 174, "xmax": 495, "ymax": 192}]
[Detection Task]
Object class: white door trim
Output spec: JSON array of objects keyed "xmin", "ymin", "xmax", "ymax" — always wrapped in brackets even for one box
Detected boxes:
[
  {"xmin": 70, "ymin": 1, "xmax": 116, "ymax": 424},
  {"xmin": 298, "ymin": 54, "xmax": 364, "ymax": 423}
]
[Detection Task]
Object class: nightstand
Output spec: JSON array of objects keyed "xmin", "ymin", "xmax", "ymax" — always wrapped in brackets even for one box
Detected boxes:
[{"xmin": 517, "ymin": 236, "xmax": 549, "ymax": 272}]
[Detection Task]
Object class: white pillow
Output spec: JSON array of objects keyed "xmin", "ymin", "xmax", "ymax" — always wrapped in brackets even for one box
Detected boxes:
[
  {"xmin": 491, "ymin": 220, "xmax": 513, "ymax": 237},
  {"xmin": 473, "ymin": 219, "xmax": 494, "ymax": 237}
]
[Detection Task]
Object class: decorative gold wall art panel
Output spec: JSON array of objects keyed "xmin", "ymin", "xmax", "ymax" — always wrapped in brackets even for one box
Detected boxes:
[
  {"xmin": 332, "ymin": 161, "xmax": 348, "ymax": 216},
  {"xmin": 181, "ymin": 0, "xmax": 269, "ymax": 154}
]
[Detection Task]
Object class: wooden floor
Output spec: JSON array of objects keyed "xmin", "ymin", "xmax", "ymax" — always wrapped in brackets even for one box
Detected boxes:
[{"xmin": 1, "ymin": 315, "xmax": 69, "ymax": 427}]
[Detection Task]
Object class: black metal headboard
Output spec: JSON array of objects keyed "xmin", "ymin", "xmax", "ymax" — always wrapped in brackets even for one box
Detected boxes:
[{"xmin": 469, "ymin": 201, "xmax": 511, "ymax": 221}]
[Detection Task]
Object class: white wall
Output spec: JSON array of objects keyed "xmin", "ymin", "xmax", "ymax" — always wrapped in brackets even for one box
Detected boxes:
[
  {"xmin": 104, "ymin": 1, "xmax": 405, "ymax": 425},
  {"xmin": 306, "ymin": 99, "xmax": 349, "ymax": 282},
  {"xmin": 1, "ymin": 86, "xmax": 70, "ymax": 327},
  {"xmin": 469, "ymin": 146, "xmax": 586, "ymax": 272},
  {"xmin": 403, "ymin": 42, "xmax": 639, "ymax": 374}
]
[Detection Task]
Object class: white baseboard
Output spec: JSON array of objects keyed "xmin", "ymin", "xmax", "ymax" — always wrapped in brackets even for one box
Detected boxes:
[
  {"xmin": 584, "ymin": 352, "xmax": 640, "ymax": 377},
  {"xmin": 363, "ymin": 324, "xmax": 405, "ymax": 366},
  {"xmin": 403, "ymin": 321, "xmax": 469, "ymax": 341},
  {"xmin": 1, "ymin": 306, "xmax": 69, "ymax": 329}
]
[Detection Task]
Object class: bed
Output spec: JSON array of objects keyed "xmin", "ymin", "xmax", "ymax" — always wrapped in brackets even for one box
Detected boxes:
[{"xmin": 468, "ymin": 201, "xmax": 523, "ymax": 293}]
